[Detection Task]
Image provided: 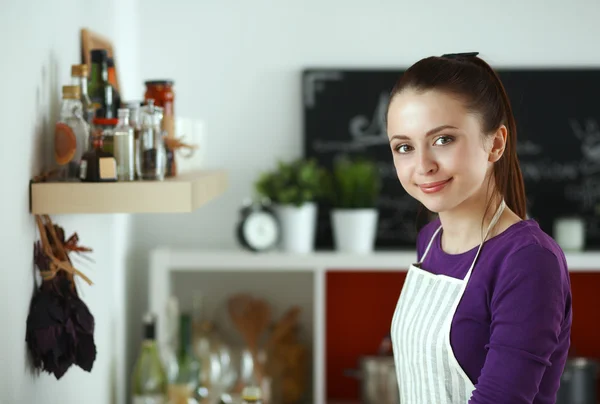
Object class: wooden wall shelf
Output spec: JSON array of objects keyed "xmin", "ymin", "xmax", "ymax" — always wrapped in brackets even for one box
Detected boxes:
[{"xmin": 30, "ymin": 170, "xmax": 228, "ymax": 214}]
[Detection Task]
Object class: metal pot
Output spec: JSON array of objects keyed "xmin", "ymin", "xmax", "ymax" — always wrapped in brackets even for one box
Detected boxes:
[
  {"xmin": 557, "ymin": 357, "xmax": 599, "ymax": 404},
  {"xmin": 344, "ymin": 356, "xmax": 400, "ymax": 404}
]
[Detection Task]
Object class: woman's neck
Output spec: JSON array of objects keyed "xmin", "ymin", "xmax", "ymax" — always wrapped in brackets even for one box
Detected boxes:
[{"xmin": 437, "ymin": 193, "xmax": 504, "ymax": 255}]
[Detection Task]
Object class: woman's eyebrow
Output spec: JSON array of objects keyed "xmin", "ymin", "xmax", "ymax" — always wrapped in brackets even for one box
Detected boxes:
[{"xmin": 389, "ymin": 124, "xmax": 458, "ymax": 142}]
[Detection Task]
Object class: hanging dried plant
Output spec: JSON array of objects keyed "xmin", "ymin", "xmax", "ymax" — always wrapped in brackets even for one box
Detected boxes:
[{"xmin": 26, "ymin": 215, "xmax": 96, "ymax": 379}]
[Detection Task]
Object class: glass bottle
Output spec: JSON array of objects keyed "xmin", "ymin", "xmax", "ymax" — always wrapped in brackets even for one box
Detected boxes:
[
  {"xmin": 54, "ymin": 85, "xmax": 89, "ymax": 180},
  {"xmin": 136, "ymin": 99, "xmax": 166, "ymax": 180},
  {"xmin": 113, "ymin": 108, "xmax": 135, "ymax": 181},
  {"xmin": 71, "ymin": 64, "xmax": 94, "ymax": 124},
  {"xmin": 88, "ymin": 49, "xmax": 115, "ymax": 119},
  {"xmin": 131, "ymin": 313, "xmax": 168, "ymax": 404},
  {"xmin": 79, "ymin": 134, "xmax": 117, "ymax": 182},
  {"xmin": 107, "ymin": 57, "xmax": 122, "ymax": 110},
  {"xmin": 192, "ymin": 292, "xmax": 228, "ymax": 402},
  {"xmin": 168, "ymin": 313, "xmax": 200, "ymax": 404},
  {"xmin": 145, "ymin": 81, "xmax": 176, "ymax": 177}
]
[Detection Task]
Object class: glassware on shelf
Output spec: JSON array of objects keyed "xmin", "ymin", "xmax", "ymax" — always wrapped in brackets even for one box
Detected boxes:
[
  {"xmin": 79, "ymin": 134, "xmax": 117, "ymax": 182},
  {"xmin": 54, "ymin": 85, "xmax": 89, "ymax": 181},
  {"xmin": 144, "ymin": 80, "xmax": 175, "ymax": 139},
  {"xmin": 131, "ymin": 313, "xmax": 168, "ymax": 404},
  {"xmin": 88, "ymin": 49, "xmax": 117, "ymax": 119},
  {"xmin": 113, "ymin": 108, "xmax": 135, "ymax": 181},
  {"xmin": 168, "ymin": 313, "xmax": 200, "ymax": 404},
  {"xmin": 192, "ymin": 292, "xmax": 235, "ymax": 403},
  {"xmin": 71, "ymin": 64, "xmax": 94, "ymax": 124},
  {"xmin": 136, "ymin": 99, "xmax": 166, "ymax": 180},
  {"xmin": 92, "ymin": 117, "xmax": 118, "ymax": 156}
]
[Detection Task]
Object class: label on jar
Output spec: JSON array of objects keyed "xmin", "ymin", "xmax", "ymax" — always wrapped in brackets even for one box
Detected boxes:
[
  {"xmin": 99, "ymin": 157, "xmax": 117, "ymax": 180},
  {"xmin": 132, "ymin": 395, "xmax": 165, "ymax": 404}
]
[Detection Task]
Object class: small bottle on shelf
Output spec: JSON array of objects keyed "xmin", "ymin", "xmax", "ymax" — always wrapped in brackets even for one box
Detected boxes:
[
  {"xmin": 113, "ymin": 108, "xmax": 135, "ymax": 181},
  {"xmin": 54, "ymin": 85, "xmax": 89, "ymax": 181},
  {"xmin": 79, "ymin": 134, "xmax": 117, "ymax": 182},
  {"xmin": 131, "ymin": 313, "xmax": 168, "ymax": 403},
  {"xmin": 71, "ymin": 64, "xmax": 95, "ymax": 124},
  {"xmin": 168, "ymin": 313, "xmax": 200, "ymax": 404}
]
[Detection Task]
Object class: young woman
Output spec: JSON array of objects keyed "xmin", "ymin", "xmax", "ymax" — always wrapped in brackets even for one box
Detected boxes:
[{"xmin": 388, "ymin": 53, "xmax": 572, "ymax": 404}]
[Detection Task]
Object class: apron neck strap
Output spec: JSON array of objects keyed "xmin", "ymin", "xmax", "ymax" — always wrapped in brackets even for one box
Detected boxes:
[{"xmin": 464, "ymin": 199, "xmax": 506, "ymax": 282}]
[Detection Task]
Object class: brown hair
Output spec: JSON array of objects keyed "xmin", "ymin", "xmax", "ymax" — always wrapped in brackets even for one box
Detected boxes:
[{"xmin": 388, "ymin": 54, "xmax": 527, "ymax": 224}]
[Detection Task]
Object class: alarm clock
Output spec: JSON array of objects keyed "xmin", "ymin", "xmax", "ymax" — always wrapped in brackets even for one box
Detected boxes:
[{"xmin": 236, "ymin": 198, "xmax": 281, "ymax": 252}]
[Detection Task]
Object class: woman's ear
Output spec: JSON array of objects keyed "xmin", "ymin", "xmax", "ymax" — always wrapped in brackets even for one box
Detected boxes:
[{"xmin": 488, "ymin": 125, "xmax": 507, "ymax": 163}]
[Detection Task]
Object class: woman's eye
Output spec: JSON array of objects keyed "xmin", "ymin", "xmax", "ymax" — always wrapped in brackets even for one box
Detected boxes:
[
  {"xmin": 395, "ymin": 144, "xmax": 413, "ymax": 154},
  {"xmin": 435, "ymin": 135, "xmax": 454, "ymax": 145}
]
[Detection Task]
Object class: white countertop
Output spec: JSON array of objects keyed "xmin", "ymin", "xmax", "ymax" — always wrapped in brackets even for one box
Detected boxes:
[{"xmin": 150, "ymin": 248, "xmax": 600, "ymax": 272}]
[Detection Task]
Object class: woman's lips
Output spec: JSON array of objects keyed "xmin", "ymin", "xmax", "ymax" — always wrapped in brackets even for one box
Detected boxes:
[{"xmin": 418, "ymin": 178, "xmax": 452, "ymax": 194}]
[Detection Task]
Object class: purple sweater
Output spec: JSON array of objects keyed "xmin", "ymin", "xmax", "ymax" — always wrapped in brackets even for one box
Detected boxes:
[{"xmin": 416, "ymin": 218, "xmax": 572, "ymax": 404}]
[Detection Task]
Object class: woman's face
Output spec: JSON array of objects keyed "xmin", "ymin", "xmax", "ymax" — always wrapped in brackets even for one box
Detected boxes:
[{"xmin": 386, "ymin": 89, "xmax": 496, "ymax": 214}]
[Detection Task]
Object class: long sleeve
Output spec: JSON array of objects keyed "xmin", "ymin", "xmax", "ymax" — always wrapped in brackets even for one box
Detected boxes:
[{"xmin": 469, "ymin": 244, "xmax": 569, "ymax": 404}]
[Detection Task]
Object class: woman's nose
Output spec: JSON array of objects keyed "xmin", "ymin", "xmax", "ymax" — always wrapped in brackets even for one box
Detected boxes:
[{"xmin": 416, "ymin": 149, "xmax": 438, "ymax": 175}]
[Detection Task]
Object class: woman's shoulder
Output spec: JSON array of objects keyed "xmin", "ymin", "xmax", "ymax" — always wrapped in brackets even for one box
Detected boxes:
[
  {"xmin": 486, "ymin": 219, "xmax": 570, "ymax": 283},
  {"xmin": 485, "ymin": 220, "xmax": 572, "ymax": 320},
  {"xmin": 493, "ymin": 219, "xmax": 566, "ymax": 263}
]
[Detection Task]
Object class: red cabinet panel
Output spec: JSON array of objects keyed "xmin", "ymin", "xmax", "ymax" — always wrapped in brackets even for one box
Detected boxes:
[{"xmin": 325, "ymin": 270, "xmax": 600, "ymax": 401}]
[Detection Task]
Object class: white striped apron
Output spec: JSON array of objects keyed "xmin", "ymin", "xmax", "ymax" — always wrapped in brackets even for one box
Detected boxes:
[{"xmin": 391, "ymin": 200, "xmax": 506, "ymax": 404}]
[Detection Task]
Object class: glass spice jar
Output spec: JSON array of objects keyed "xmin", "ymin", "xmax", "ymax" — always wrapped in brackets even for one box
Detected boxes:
[{"xmin": 136, "ymin": 100, "xmax": 166, "ymax": 181}]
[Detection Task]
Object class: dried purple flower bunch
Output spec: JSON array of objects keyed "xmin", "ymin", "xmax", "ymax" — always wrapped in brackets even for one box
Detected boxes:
[{"xmin": 26, "ymin": 215, "xmax": 96, "ymax": 379}]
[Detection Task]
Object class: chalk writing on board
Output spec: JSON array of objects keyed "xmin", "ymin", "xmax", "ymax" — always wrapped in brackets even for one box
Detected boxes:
[
  {"xmin": 520, "ymin": 161, "xmax": 580, "ymax": 182},
  {"xmin": 303, "ymin": 71, "xmax": 343, "ymax": 108},
  {"xmin": 517, "ymin": 140, "xmax": 543, "ymax": 156},
  {"xmin": 349, "ymin": 92, "xmax": 390, "ymax": 145},
  {"xmin": 569, "ymin": 118, "xmax": 600, "ymax": 175},
  {"xmin": 376, "ymin": 195, "xmax": 419, "ymax": 242},
  {"xmin": 565, "ymin": 177, "xmax": 600, "ymax": 210}
]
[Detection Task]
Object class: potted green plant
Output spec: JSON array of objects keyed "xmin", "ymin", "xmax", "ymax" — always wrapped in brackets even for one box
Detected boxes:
[
  {"xmin": 255, "ymin": 158, "xmax": 327, "ymax": 253},
  {"xmin": 327, "ymin": 156, "xmax": 381, "ymax": 254}
]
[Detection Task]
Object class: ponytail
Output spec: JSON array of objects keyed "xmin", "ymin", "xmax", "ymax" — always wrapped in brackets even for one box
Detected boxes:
[{"xmin": 470, "ymin": 58, "xmax": 528, "ymax": 219}]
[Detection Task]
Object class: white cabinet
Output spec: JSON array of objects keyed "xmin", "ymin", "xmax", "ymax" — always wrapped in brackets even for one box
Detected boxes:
[{"xmin": 148, "ymin": 248, "xmax": 600, "ymax": 404}]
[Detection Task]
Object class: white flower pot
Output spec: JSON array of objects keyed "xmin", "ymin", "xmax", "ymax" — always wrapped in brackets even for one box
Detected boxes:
[
  {"xmin": 274, "ymin": 202, "xmax": 318, "ymax": 254},
  {"xmin": 331, "ymin": 209, "xmax": 379, "ymax": 254}
]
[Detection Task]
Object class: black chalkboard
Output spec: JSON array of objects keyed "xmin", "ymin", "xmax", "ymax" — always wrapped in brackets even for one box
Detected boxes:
[{"xmin": 302, "ymin": 68, "xmax": 600, "ymax": 250}]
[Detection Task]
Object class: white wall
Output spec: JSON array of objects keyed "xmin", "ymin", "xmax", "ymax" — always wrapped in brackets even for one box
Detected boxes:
[
  {"xmin": 129, "ymin": 0, "xmax": 600, "ymax": 370},
  {"xmin": 0, "ymin": 0, "xmax": 138, "ymax": 403}
]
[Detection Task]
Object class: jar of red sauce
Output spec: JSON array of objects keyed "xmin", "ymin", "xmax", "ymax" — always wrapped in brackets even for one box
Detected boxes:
[{"xmin": 144, "ymin": 80, "xmax": 175, "ymax": 139}]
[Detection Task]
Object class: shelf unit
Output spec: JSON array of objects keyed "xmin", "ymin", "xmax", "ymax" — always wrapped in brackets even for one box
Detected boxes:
[
  {"xmin": 29, "ymin": 169, "xmax": 228, "ymax": 214},
  {"xmin": 148, "ymin": 248, "xmax": 600, "ymax": 404}
]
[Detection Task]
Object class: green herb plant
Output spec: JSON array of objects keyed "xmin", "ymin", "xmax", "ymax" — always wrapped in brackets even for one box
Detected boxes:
[
  {"xmin": 328, "ymin": 156, "xmax": 381, "ymax": 209},
  {"xmin": 254, "ymin": 158, "xmax": 328, "ymax": 207}
]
